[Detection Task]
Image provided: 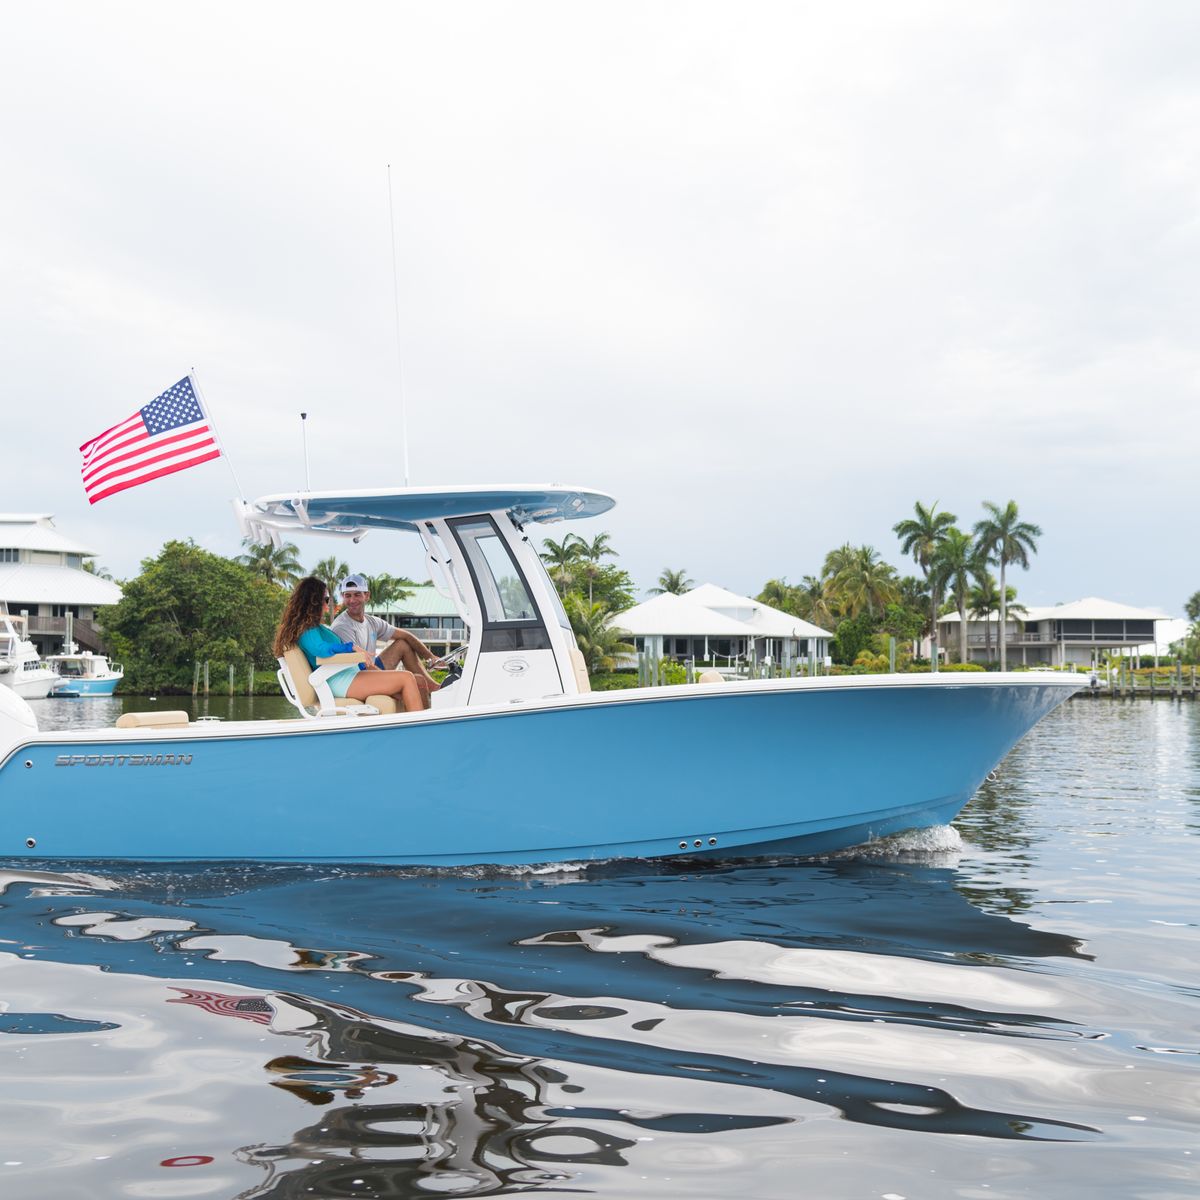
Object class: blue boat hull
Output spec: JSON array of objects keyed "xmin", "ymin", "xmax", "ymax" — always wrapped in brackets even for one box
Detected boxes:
[
  {"xmin": 0, "ymin": 680, "xmax": 1075, "ymax": 865},
  {"xmin": 51, "ymin": 677, "xmax": 121, "ymax": 697}
]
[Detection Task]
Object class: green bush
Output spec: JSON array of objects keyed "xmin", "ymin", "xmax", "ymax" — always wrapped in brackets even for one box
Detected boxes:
[
  {"xmin": 590, "ymin": 672, "xmax": 640, "ymax": 691},
  {"xmin": 905, "ymin": 662, "xmax": 986, "ymax": 673},
  {"xmin": 101, "ymin": 540, "xmax": 286, "ymax": 693},
  {"xmin": 658, "ymin": 659, "xmax": 689, "ymax": 686}
]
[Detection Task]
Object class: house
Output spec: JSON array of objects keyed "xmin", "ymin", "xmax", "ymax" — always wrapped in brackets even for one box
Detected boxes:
[
  {"xmin": 366, "ymin": 583, "xmax": 467, "ymax": 655},
  {"xmin": 615, "ymin": 584, "xmax": 833, "ymax": 668},
  {"xmin": 937, "ymin": 597, "xmax": 1174, "ymax": 668},
  {"xmin": 0, "ymin": 515, "xmax": 123, "ymax": 655}
]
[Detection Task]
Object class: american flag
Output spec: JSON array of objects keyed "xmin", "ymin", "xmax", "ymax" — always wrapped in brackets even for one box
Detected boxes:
[
  {"xmin": 79, "ymin": 376, "xmax": 222, "ymax": 504},
  {"xmin": 168, "ymin": 987, "xmax": 274, "ymax": 1025}
]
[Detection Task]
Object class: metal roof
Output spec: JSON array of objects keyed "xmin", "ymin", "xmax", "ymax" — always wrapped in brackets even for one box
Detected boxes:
[
  {"xmin": 0, "ymin": 515, "xmax": 97, "ymax": 556},
  {"xmin": 686, "ymin": 582, "xmax": 834, "ymax": 638},
  {"xmin": 612, "ymin": 592, "xmax": 760, "ymax": 637},
  {"xmin": 941, "ymin": 597, "xmax": 1173, "ymax": 624},
  {"xmin": 0, "ymin": 564, "xmax": 123, "ymax": 606},
  {"xmin": 368, "ymin": 584, "xmax": 460, "ymax": 619}
]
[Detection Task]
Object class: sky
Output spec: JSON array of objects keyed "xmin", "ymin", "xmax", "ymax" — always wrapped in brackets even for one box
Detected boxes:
[{"xmin": 2, "ymin": 2, "xmax": 1197, "ymax": 614}]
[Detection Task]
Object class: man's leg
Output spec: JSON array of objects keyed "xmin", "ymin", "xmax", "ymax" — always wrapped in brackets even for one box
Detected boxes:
[{"xmin": 379, "ymin": 638, "xmax": 438, "ymax": 704}]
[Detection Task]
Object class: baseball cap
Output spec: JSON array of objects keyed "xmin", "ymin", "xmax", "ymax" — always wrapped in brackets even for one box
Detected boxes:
[{"xmin": 340, "ymin": 573, "xmax": 369, "ymax": 593}]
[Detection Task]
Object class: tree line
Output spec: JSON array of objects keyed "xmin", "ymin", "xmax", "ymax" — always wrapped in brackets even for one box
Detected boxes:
[
  {"xmin": 94, "ymin": 508, "xmax": 1199, "ymax": 693},
  {"xmin": 100, "ymin": 538, "xmax": 420, "ymax": 693},
  {"xmin": 757, "ymin": 499, "xmax": 1041, "ymax": 669}
]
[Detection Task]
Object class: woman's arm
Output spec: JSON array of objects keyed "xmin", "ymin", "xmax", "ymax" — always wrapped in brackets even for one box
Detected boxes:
[{"xmin": 314, "ymin": 651, "xmax": 369, "ymax": 667}]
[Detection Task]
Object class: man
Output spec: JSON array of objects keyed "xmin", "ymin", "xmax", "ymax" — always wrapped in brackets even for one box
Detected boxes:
[{"xmin": 331, "ymin": 574, "xmax": 441, "ymax": 703}]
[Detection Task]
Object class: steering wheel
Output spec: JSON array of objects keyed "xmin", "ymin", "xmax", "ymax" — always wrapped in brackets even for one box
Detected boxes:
[{"xmin": 434, "ymin": 645, "xmax": 468, "ymax": 684}]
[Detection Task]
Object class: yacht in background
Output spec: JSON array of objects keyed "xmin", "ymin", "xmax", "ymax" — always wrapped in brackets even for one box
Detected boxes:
[{"xmin": 0, "ymin": 612, "xmax": 61, "ymax": 699}]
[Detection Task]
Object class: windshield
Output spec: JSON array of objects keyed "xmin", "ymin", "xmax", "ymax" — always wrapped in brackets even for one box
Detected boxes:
[
  {"xmin": 530, "ymin": 553, "xmax": 573, "ymax": 631},
  {"xmin": 452, "ymin": 520, "xmax": 537, "ymax": 624}
]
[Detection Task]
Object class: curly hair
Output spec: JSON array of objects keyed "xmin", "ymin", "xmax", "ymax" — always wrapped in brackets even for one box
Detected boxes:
[{"xmin": 274, "ymin": 576, "xmax": 329, "ymax": 657}]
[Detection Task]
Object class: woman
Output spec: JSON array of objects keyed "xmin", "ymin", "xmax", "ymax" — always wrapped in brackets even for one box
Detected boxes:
[{"xmin": 274, "ymin": 576, "xmax": 424, "ymax": 713}]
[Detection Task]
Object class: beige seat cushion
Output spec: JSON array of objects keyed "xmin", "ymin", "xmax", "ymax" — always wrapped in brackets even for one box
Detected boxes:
[
  {"xmin": 281, "ymin": 647, "xmax": 398, "ymax": 715},
  {"xmin": 281, "ymin": 647, "xmax": 319, "ymax": 707},
  {"xmin": 696, "ymin": 670, "xmax": 724, "ymax": 684},
  {"xmin": 116, "ymin": 710, "xmax": 190, "ymax": 729},
  {"xmin": 568, "ymin": 646, "xmax": 591, "ymax": 694}
]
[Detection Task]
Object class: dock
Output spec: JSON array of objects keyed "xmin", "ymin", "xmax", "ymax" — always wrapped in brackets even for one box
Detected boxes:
[{"xmin": 1075, "ymin": 666, "xmax": 1198, "ymax": 700}]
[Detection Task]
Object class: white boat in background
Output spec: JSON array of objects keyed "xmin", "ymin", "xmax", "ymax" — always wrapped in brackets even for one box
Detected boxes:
[
  {"xmin": 46, "ymin": 645, "xmax": 124, "ymax": 697},
  {"xmin": 0, "ymin": 613, "xmax": 61, "ymax": 700}
]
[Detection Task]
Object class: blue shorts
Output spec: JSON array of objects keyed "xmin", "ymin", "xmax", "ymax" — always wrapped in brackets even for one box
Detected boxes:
[{"xmin": 327, "ymin": 667, "xmax": 359, "ymax": 699}]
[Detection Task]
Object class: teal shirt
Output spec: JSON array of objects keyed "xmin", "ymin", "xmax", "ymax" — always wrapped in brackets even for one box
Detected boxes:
[
  {"xmin": 297, "ymin": 625, "xmax": 355, "ymax": 669},
  {"xmin": 296, "ymin": 626, "xmax": 360, "ymax": 700}
]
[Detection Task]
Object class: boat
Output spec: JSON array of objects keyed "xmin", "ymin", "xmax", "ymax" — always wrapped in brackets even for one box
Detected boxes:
[
  {"xmin": 0, "ymin": 485, "xmax": 1082, "ymax": 865},
  {"xmin": 0, "ymin": 612, "xmax": 62, "ymax": 700},
  {"xmin": 46, "ymin": 645, "xmax": 124, "ymax": 697}
]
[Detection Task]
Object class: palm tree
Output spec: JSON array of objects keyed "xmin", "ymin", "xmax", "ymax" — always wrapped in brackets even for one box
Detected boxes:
[
  {"xmin": 821, "ymin": 543, "xmax": 857, "ymax": 584},
  {"xmin": 82, "ymin": 559, "xmax": 114, "ymax": 581},
  {"xmin": 894, "ymin": 502, "xmax": 957, "ymax": 665},
  {"xmin": 365, "ymin": 573, "xmax": 415, "ymax": 615},
  {"xmin": 311, "ymin": 556, "xmax": 350, "ymax": 609},
  {"xmin": 540, "ymin": 535, "xmax": 582, "ymax": 597},
  {"xmin": 797, "ymin": 575, "xmax": 837, "ymax": 630},
  {"xmin": 973, "ymin": 501, "xmax": 1041, "ymax": 671},
  {"xmin": 567, "ymin": 596, "xmax": 635, "ymax": 675},
  {"xmin": 757, "ymin": 578, "xmax": 799, "ymax": 614},
  {"xmin": 237, "ymin": 539, "xmax": 303, "ymax": 589},
  {"xmin": 649, "ymin": 568, "xmax": 694, "ymax": 596},
  {"xmin": 968, "ymin": 574, "xmax": 1027, "ymax": 665},
  {"xmin": 574, "ymin": 532, "xmax": 617, "ymax": 605},
  {"xmin": 968, "ymin": 571, "xmax": 1001, "ymax": 663},
  {"xmin": 934, "ymin": 528, "xmax": 977, "ymax": 663},
  {"xmin": 828, "ymin": 545, "xmax": 899, "ymax": 619}
]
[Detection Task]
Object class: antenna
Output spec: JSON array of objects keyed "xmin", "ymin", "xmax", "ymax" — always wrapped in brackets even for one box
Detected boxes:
[
  {"xmin": 300, "ymin": 412, "xmax": 311, "ymax": 490},
  {"xmin": 387, "ymin": 164, "xmax": 411, "ymax": 487}
]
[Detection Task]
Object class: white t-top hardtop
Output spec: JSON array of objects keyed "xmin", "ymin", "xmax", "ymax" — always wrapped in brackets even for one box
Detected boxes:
[{"xmin": 248, "ymin": 485, "xmax": 615, "ymax": 534}]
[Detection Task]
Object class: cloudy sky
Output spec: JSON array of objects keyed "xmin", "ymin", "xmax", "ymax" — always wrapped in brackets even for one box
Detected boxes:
[{"xmin": 3, "ymin": 2, "xmax": 1197, "ymax": 612}]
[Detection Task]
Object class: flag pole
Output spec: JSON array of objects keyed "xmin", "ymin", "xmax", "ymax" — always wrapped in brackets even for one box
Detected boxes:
[
  {"xmin": 189, "ymin": 368, "xmax": 246, "ymax": 501},
  {"xmin": 387, "ymin": 164, "xmax": 411, "ymax": 487}
]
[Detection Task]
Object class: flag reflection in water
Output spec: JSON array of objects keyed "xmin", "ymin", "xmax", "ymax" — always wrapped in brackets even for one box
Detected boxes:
[{"xmin": 168, "ymin": 985, "xmax": 653, "ymax": 1197}]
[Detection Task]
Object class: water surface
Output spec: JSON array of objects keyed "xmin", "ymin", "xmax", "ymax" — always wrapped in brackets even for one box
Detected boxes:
[{"xmin": 1, "ymin": 699, "xmax": 1196, "ymax": 1198}]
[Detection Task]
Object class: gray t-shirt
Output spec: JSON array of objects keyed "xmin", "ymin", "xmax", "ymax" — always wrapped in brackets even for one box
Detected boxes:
[{"xmin": 330, "ymin": 612, "xmax": 397, "ymax": 659}]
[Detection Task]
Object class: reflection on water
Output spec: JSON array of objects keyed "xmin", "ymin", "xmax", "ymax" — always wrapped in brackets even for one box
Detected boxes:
[
  {"xmin": 26, "ymin": 692, "xmax": 296, "ymax": 729},
  {"xmin": 0, "ymin": 702, "xmax": 1197, "ymax": 1197}
]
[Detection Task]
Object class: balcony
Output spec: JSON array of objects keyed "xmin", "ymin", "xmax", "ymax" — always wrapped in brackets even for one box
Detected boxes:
[
  {"xmin": 962, "ymin": 629, "xmax": 1149, "ymax": 647},
  {"xmin": 387, "ymin": 626, "xmax": 467, "ymax": 646},
  {"xmin": 23, "ymin": 615, "xmax": 107, "ymax": 652}
]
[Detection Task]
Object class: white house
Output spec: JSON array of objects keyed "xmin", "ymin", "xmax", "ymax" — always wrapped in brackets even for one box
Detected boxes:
[
  {"xmin": 615, "ymin": 584, "xmax": 833, "ymax": 668},
  {"xmin": 0, "ymin": 514, "xmax": 123, "ymax": 655},
  {"xmin": 937, "ymin": 597, "xmax": 1174, "ymax": 668}
]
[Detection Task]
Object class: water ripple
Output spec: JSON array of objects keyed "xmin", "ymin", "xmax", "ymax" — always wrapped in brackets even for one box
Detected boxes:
[{"xmin": 0, "ymin": 702, "xmax": 1197, "ymax": 1197}]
